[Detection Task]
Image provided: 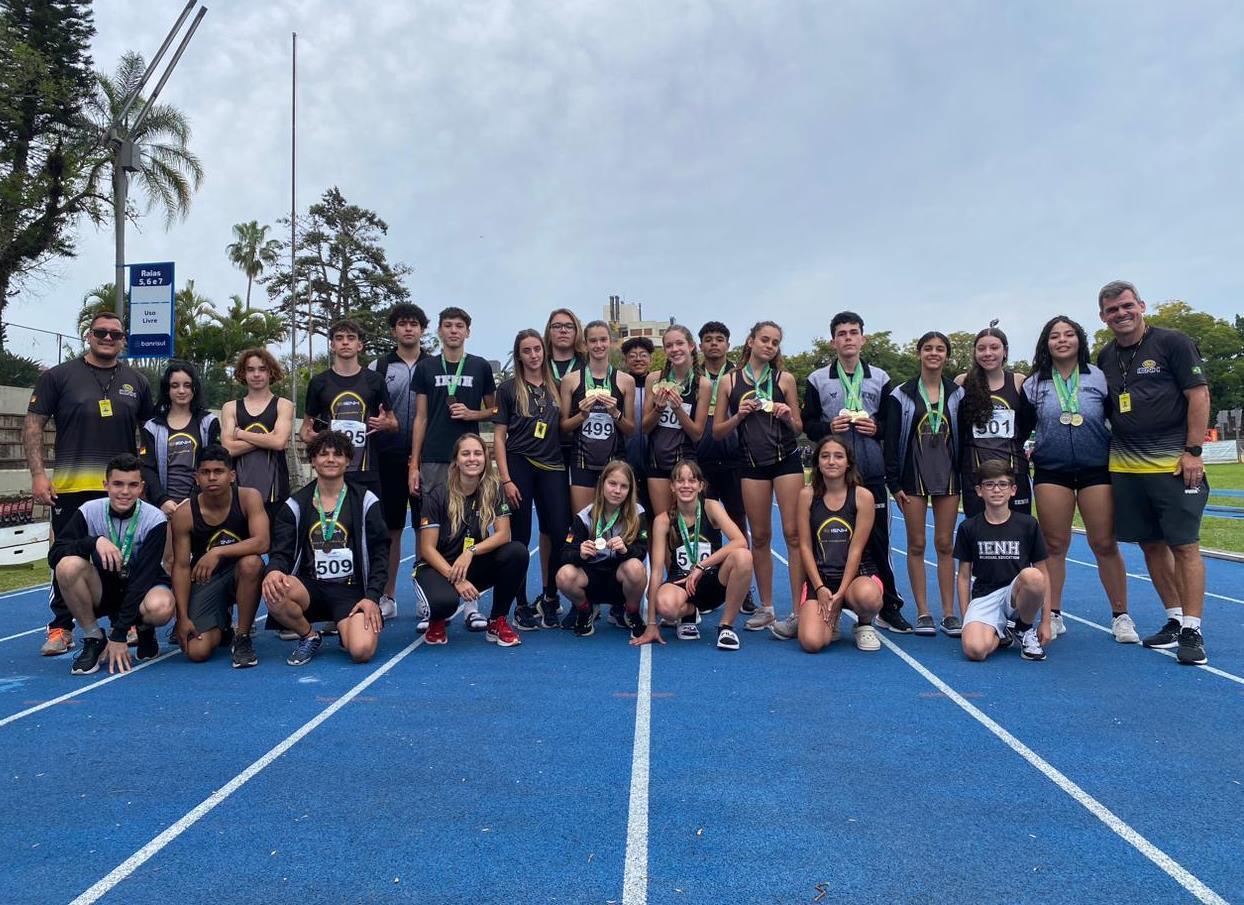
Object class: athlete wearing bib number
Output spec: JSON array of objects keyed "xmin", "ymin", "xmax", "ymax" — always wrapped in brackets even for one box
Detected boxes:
[
  {"xmin": 643, "ymin": 325, "xmax": 711, "ymax": 520},
  {"xmin": 695, "ymin": 322, "xmax": 748, "ymax": 546}
]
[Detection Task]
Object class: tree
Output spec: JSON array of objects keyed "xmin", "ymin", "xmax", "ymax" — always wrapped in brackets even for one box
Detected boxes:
[
  {"xmin": 226, "ymin": 220, "xmax": 281, "ymax": 310},
  {"xmin": 196, "ymin": 293, "xmax": 286, "ymax": 365},
  {"xmin": 0, "ymin": 1, "xmax": 96, "ymax": 347},
  {"xmin": 264, "ymin": 186, "xmax": 412, "ymax": 358}
]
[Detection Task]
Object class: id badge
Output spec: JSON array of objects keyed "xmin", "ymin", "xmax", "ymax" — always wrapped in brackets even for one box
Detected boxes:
[
  {"xmin": 463, "ymin": 535, "xmax": 476, "ymax": 553},
  {"xmin": 534, "ymin": 420, "xmax": 548, "ymax": 439},
  {"xmin": 1118, "ymin": 392, "xmax": 1132, "ymax": 414},
  {"xmin": 98, "ymin": 399, "xmax": 113, "ymax": 418},
  {"xmin": 313, "ymin": 547, "xmax": 354, "ymax": 582}
]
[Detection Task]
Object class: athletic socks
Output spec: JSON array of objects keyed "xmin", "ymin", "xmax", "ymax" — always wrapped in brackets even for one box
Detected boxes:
[
  {"xmin": 1013, "ymin": 618, "xmax": 1033, "ymax": 632},
  {"xmin": 1166, "ymin": 607, "xmax": 1184, "ymax": 620},
  {"xmin": 84, "ymin": 626, "xmax": 104, "ymax": 640},
  {"xmin": 1182, "ymin": 615, "xmax": 1202, "ymax": 630}
]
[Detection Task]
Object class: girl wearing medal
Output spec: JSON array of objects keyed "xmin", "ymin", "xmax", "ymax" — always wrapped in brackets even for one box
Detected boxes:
[
  {"xmin": 642, "ymin": 325, "xmax": 711, "ymax": 517},
  {"xmin": 712, "ymin": 320, "xmax": 804, "ymax": 633},
  {"xmin": 883, "ymin": 331, "xmax": 964, "ymax": 636},
  {"xmin": 543, "ymin": 308, "xmax": 586, "ymax": 388},
  {"xmin": 493, "ymin": 329, "xmax": 570, "ymax": 630},
  {"xmin": 560, "ymin": 320, "xmax": 637, "ymax": 512},
  {"xmin": 414, "ymin": 434, "xmax": 528, "ymax": 647},
  {"xmin": 632, "ymin": 460, "xmax": 752, "ymax": 651},
  {"xmin": 955, "ymin": 323, "xmax": 1033, "ymax": 518},
  {"xmin": 1021, "ymin": 315, "xmax": 1132, "ymax": 642},
  {"xmin": 796, "ymin": 435, "xmax": 884, "ymax": 654},
  {"xmin": 140, "ymin": 361, "xmax": 221, "ymax": 514},
  {"xmin": 555, "ymin": 460, "xmax": 649, "ymax": 638}
]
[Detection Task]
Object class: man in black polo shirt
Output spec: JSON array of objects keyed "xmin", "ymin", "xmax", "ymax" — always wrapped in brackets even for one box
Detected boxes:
[
  {"xmin": 26, "ymin": 312, "xmax": 154, "ymax": 656},
  {"xmin": 1096, "ymin": 280, "xmax": 1211, "ymax": 665}
]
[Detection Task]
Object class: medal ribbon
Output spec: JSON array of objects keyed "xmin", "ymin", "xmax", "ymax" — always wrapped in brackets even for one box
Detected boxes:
[
  {"xmin": 314, "ymin": 487, "xmax": 347, "ymax": 543},
  {"xmin": 836, "ymin": 362, "xmax": 864, "ymax": 412},
  {"xmin": 552, "ymin": 356, "xmax": 578, "ymax": 383},
  {"xmin": 441, "ymin": 354, "xmax": 466, "ymax": 398},
  {"xmin": 918, "ymin": 379, "xmax": 945, "ymax": 434},
  {"xmin": 586, "ymin": 365, "xmax": 613, "ymax": 394},
  {"xmin": 594, "ymin": 507, "xmax": 621, "ymax": 540},
  {"xmin": 1051, "ymin": 368, "xmax": 1080, "ymax": 415},
  {"xmin": 708, "ymin": 367, "xmax": 727, "ymax": 411},
  {"xmin": 676, "ymin": 502, "xmax": 702, "ymax": 574},
  {"xmin": 744, "ymin": 362, "xmax": 773, "ymax": 402},
  {"xmin": 107, "ymin": 510, "xmax": 140, "ymax": 566}
]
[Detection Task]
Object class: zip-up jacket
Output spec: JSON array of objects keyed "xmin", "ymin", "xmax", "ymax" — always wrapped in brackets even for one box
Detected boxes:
[
  {"xmin": 140, "ymin": 412, "xmax": 220, "ymax": 505},
  {"xmin": 883, "ymin": 376, "xmax": 963, "ymax": 495},
  {"xmin": 1020, "ymin": 364, "xmax": 1111, "ymax": 473},
  {"xmin": 560, "ymin": 505, "xmax": 649, "ymax": 567},
  {"xmin": 802, "ymin": 359, "xmax": 892, "ymax": 485}
]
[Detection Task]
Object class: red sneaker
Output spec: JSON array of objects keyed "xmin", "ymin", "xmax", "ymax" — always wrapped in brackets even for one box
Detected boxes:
[
  {"xmin": 486, "ymin": 616, "xmax": 521, "ymax": 647},
  {"xmin": 424, "ymin": 619, "xmax": 448, "ymax": 645}
]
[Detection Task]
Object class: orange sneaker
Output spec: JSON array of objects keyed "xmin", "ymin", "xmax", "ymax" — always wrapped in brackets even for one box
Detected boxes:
[{"xmin": 40, "ymin": 627, "xmax": 75, "ymax": 656}]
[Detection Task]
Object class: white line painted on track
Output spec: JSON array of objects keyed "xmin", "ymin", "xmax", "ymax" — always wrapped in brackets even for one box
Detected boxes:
[
  {"xmin": 1060, "ymin": 612, "xmax": 1244, "ymax": 687},
  {"xmin": 622, "ymin": 643, "xmax": 652, "ymax": 905},
  {"xmin": 68, "ymin": 633, "xmax": 427, "ymax": 905},
  {"xmin": 0, "ymin": 626, "xmax": 44, "ymax": 643},
  {"xmin": 0, "ymin": 584, "xmax": 48, "ymax": 601}
]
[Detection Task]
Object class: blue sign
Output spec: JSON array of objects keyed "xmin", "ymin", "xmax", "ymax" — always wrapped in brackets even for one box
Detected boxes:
[{"xmin": 128, "ymin": 261, "xmax": 175, "ymax": 358}]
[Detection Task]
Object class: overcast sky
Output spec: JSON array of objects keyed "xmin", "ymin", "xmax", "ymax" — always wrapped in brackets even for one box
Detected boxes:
[{"xmin": 9, "ymin": 0, "xmax": 1244, "ymax": 366}]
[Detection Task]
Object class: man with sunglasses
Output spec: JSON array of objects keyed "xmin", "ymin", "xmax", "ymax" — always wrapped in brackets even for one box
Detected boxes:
[{"xmin": 26, "ymin": 312, "xmax": 155, "ymax": 656}]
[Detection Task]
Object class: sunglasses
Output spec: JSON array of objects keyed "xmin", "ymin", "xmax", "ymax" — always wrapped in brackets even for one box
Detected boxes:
[{"xmin": 91, "ymin": 328, "xmax": 126, "ymax": 341}]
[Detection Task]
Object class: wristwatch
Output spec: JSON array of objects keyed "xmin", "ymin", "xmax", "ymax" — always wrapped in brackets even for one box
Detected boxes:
[{"xmin": 1184, "ymin": 445, "xmax": 1203, "ymax": 457}]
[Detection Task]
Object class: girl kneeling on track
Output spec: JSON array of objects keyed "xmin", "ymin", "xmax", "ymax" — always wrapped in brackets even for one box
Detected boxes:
[
  {"xmin": 632, "ymin": 460, "xmax": 753, "ymax": 651},
  {"xmin": 796, "ymin": 435, "xmax": 884, "ymax": 654},
  {"xmin": 414, "ymin": 434, "xmax": 528, "ymax": 647},
  {"xmin": 555, "ymin": 460, "xmax": 649, "ymax": 638}
]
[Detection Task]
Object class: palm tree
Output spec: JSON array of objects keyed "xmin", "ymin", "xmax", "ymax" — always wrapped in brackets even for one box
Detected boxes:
[{"xmin": 226, "ymin": 221, "xmax": 282, "ymax": 309}]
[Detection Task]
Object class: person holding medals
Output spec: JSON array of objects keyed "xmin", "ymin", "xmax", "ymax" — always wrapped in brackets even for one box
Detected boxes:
[
  {"xmin": 414, "ymin": 434, "xmax": 527, "ymax": 647},
  {"xmin": 795, "ymin": 435, "xmax": 884, "ymax": 654},
  {"xmin": 555, "ymin": 460, "xmax": 649, "ymax": 638},
  {"xmin": 696, "ymin": 322, "xmax": 747, "ymax": 536},
  {"xmin": 559, "ymin": 320, "xmax": 637, "ymax": 513},
  {"xmin": 631, "ymin": 460, "xmax": 752, "ymax": 651},
  {"xmin": 139, "ymin": 361, "xmax": 221, "ymax": 514},
  {"xmin": 955, "ymin": 322, "xmax": 1033, "ymax": 518},
  {"xmin": 642, "ymin": 325, "xmax": 711, "ymax": 517},
  {"xmin": 1021, "ymin": 315, "xmax": 1134, "ymax": 643},
  {"xmin": 712, "ymin": 320, "xmax": 804, "ymax": 634},
  {"xmin": 884, "ymin": 331, "xmax": 964, "ymax": 637},
  {"xmin": 263, "ymin": 431, "xmax": 390, "ymax": 666},
  {"xmin": 493, "ymin": 329, "xmax": 570, "ymax": 631}
]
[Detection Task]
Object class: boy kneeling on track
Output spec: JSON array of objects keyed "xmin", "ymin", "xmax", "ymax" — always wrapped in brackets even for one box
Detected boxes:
[
  {"xmin": 555, "ymin": 460, "xmax": 649, "ymax": 638},
  {"xmin": 954, "ymin": 460, "xmax": 1051, "ymax": 662},
  {"xmin": 262, "ymin": 430, "xmax": 389, "ymax": 667},
  {"xmin": 632, "ymin": 460, "xmax": 752, "ymax": 651},
  {"xmin": 49, "ymin": 454, "xmax": 175, "ymax": 676},
  {"xmin": 170, "ymin": 446, "xmax": 269, "ymax": 668}
]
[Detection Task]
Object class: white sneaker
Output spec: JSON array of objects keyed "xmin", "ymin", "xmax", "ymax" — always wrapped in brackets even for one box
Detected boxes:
[
  {"xmin": 769, "ymin": 612, "xmax": 798, "ymax": 640},
  {"xmin": 379, "ymin": 595, "xmax": 398, "ymax": 619},
  {"xmin": 745, "ymin": 606, "xmax": 776, "ymax": 631},
  {"xmin": 853, "ymin": 623, "xmax": 881, "ymax": 652},
  {"xmin": 1050, "ymin": 612, "xmax": 1066, "ymax": 637},
  {"xmin": 1020, "ymin": 626, "xmax": 1047, "ymax": 661},
  {"xmin": 1111, "ymin": 613, "xmax": 1140, "ymax": 644}
]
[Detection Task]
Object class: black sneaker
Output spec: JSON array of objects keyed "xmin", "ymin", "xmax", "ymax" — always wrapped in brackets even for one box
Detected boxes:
[
  {"xmin": 608, "ymin": 604, "xmax": 627, "ymax": 628},
  {"xmin": 231, "ymin": 632, "xmax": 258, "ymax": 669},
  {"xmin": 625, "ymin": 610, "xmax": 646, "ymax": 639},
  {"xmin": 513, "ymin": 604, "xmax": 540, "ymax": 632},
  {"xmin": 740, "ymin": 589, "xmax": 757, "ymax": 615},
  {"xmin": 135, "ymin": 625, "xmax": 159, "ymax": 661},
  {"xmin": 1142, "ymin": 618, "xmax": 1181, "ymax": 649},
  {"xmin": 71, "ymin": 633, "xmax": 108, "ymax": 675},
  {"xmin": 1175, "ymin": 627, "xmax": 1207, "ymax": 665},
  {"xmin": 573, "ymin": 607, "xmax": 595, "ymax": 637},
  {"xmin": 875, "ymin": 606, "xmax": 913, "ymax": 634},
  {"xmin": 536, "ymin": 593, "xmax": 561, "ymax": 629},
  {"xmin": 220, "ymin": 625, "xmax": 235, "ymax": 650}
]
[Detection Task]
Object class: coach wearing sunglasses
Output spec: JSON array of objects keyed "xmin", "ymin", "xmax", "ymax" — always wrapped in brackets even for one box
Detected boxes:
[{"xmin": 25, "ymin": 311, "xmax": 155, "ymax": 657}]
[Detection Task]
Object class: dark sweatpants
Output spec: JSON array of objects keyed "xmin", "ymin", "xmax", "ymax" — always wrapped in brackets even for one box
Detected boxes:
[
  {"xmin": 864, "ymin": 480, "xmax": 904, "ymax": 612},
  {"xmin": 415, "ymin": 541, "xmax": 528, "ymax": 621},
  {"xmin": 701, "ymin": 461, "xmax": 747, "ymax": 535}
]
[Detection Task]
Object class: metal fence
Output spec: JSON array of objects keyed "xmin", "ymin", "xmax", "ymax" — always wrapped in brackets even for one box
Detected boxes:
[{"xmin": 3, "ymin": 322, "xmax": 83, "ymax": 367}]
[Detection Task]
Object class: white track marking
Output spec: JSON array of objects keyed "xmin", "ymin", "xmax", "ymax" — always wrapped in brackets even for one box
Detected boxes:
[
  {"xmin": 1059, "ymin": 612, "xmax": 1244, "ymax": 687},
  {"xmin": 0, "ymin": 649, "xmax": 180, "ymax": 728},
  {"xmin": 622, "ymin": 643, "xmax": 652, "ymax": 905},
  {"xmin": 0, "ymin": 626, "xmax": 45, "ymax": 644},
  {"xmin": 0, "ymin": 584, "xmax": 48, "ymax": 601}
]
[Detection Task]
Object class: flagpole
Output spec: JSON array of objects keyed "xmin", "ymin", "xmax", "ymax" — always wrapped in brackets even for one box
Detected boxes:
[{"xmin": 288, "ymin": 31, "xmax": 298, "ymax": 416}]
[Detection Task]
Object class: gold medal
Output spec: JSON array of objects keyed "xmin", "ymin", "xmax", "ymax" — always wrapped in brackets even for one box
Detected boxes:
[
  {"xmin": 761, "ymin": 399, "xmax": 774, "ymax": 413},
  {"xmin": 838, "ymin": 407, "xmax": 852, "ymax": 419},
  {"xmin": 1118, "ymin": 392, "xmax": 1132, "ymax": 413},
  {"xmin": 1059, "ymin": 412, "xmax": 1072, "ymax": 425},
  {"xmin": 98, "ymin": 399, "xmax": 113, "ymax": 418},
  {"xmin": 1070, "ymin": 413, "xmax": 1084, "ymax": 427}
]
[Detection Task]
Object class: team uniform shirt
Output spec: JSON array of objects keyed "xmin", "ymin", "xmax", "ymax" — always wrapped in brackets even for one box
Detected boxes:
[
  {"xmin": 726, "ymin": 367, "xmax": 799, "ymax": 468},
  {"xmin": 562, "ymin": 504, "xmax": 649, "ymax": 568},
  {"xmin": 883, "ymin": 377, "xmax": 963, "ymax": 497},
  {"xmin": 1096, "ymin": 327, "xmax": 1207, "ymax": 474},
  {"xmin": 494, "ymin": 378, "xmax": 563, "ymax": 469},
  {"xmin": 953, "ymin": 511, "xmax": 1047, "ymax": 600},
  {"xmin": 304, "ymin": 367, "xmax": 390, "ymax": 476},
  {"xmin": 570, "ymin": 366, "xmax": 627, "ymax": 470},
  {"xmin": 1020, "ymin": 365, "xmax": 1112, "ymax": 473},
  {"xmin": 808, "ymin": 488, "xmax": 878, "ymax": 583},
  {"xmin": 418, "ymin": 484, "xmax": 511, "ymax": 563},
  {"xmin": 140, "ymin": 412, "xmax": 221, "ymax": 505},
  {"xmin": 697, "ymin": 364, "xmax": 739, "ymax": 464},
  {"xmin": 368, "ymin": 349, "xmax": 423, "ymax": 454},
  {"xmin": 802, "ymin": 360, "xmax": 891, "ymax": 485},
  {"xmin": 411, "ymin": 353, "xmax": 496, "ymax": 464},
  {"xmin": 648, "ymin": 372, "xmax": 700, "ymax": 471},
  {"xmin": 28, "ymin": 358, "xmax": 153, "ymax": 494},
  {"xmin": 664, "ymin": 505, "xmax": 724, "ymax": 580},
  {"xmin": 189, "ymin": 487, "xmax": 250, "ymax": 573},
  {"xmin": 958, "ymin": 372, "xmax": 1031, "ymax": 478},
  {"xmin": 232, "ymin": 395, "xmax": 291, "ymax": 505}
]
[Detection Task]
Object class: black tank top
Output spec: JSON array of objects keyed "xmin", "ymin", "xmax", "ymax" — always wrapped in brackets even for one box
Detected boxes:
[
  {"xmin": 961, "ymin": 371, "xmax": 1024, "ymax": 473},
  {"xmin": 648, "ymin": 372, "xmax": 699, "ymax": 471},
  {"xmin": 233, "ymin": 395, "xmax": 290, "ymax": 503},
  {"xmin": 727, "ymin": 367, "xmax": 798, "ymax": 467},
  {"xmin": 809, "ymin": 487, "xmax": 876, "ymax": 579},
  {"xmin": 571, "ymin": 365, "xmax": 626, "ymax": 470},
  {"xmin": 190, "ymin": 486, "xmax": 250, "ymax": 570},
  {"xmin": 665, "ymin": 503, "xmax": 724, "ymax": 579}
]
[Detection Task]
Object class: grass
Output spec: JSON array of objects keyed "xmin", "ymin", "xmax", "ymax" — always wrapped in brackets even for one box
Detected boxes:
[
  {"xmin": 1206, "ymin": 462, "xmax": 1244, "ymax": 490},
  {"xmin": 0, "ymin": 561, "xmax": 48, "ymax": 595}
]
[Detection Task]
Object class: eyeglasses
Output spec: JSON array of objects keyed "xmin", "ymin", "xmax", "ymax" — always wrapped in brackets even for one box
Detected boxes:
[
  {"xmin": 549, "ymin": 322, "xmax": 575, "ymax": 331},
  {"xmin": 978, "ymin": 480, "xmax": 1014, "ymax": 491},
  {"xmin": 91, "ymin": 328, "xmax": 125, "ymax": 341}
]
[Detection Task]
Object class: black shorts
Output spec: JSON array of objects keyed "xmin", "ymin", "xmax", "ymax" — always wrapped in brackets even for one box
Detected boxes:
[
  {"xmin": 95, "ymin": 571, "xmax": 170, "ymax": 622},
  {"xmin": 1111, "ymin": 471, "xmax": 1208, "ymax": 547},
  {"xmin": 581, "ymin": 562, "xmax": 627, "ymax": 606},
  {"xmin": 188, "ymin": 565, "xmax": 235, "ymax": 634},
  {"xmin": 51, "ymin": 491, "xmax": 106, "ymax": 535},
  {"xmin": 378, "ymin": 450, "xmax": 419, "ymax": 531},
  {"xmin": 570, "ymin": 464, "xmax": 604, "ymax": 488},
  {"xmin": 301, "ymin": 576, "xmax": 368, "ymax": 624},
  {"xmin": 345, "ymin": 471, "xmax": 382, "ymax": 498},
  {"xmin": 739, "ymin": 451, "xmax": 804, "ymax": 482},
  {"xmin": 663, "ymin": 569, "xmax": 727, "ymax": 612},
  {"xmin": 1033, "ymin": 465, "xmax": 1112, "ymax": 491}
]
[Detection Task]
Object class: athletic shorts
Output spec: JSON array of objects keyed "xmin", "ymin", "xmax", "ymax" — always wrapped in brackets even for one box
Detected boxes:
[
  {"xmin": 739, "ymin": 451, "xmax": 804, "ymax": 482},
  {"xmin": 419, "ymin": 461, "xmax": 450, "ymax": 498},
  {"xmin": 963, "ymin": 578, "xmax": 1018, "ymax": 639},
  {"xmin": 301, "ymin": 576, "xmax": 368, "ymax": 625},
  {"xmin": 345, "ymin": 471, "xmax": 382, "ymax": 498},
  {"xmin": 570, "ymin": 464, "xmax": 604, "ymax": 488},
  {"xmin": 378, "ymin": 450, "xmax": 419, "ymax": 531},
  {"xmin": 188, "ymin": 565, "xmax": 235, "ymax": 634},
  {"xmin": 579, "ymin": 562, "xmax": 627, "ymax": 607},
  {"xmin": 663, "ymin": 569, "xmax": 727, "ymax": 612},
  {"xmin": 95, "ymin": 571, "xmax": 171, "ymax": 623},
  {"xmin": 1111, "ymin": 471, "xmax": 1208, "ymax": 547},
  {"xmin": 51, "ymin": 491, "xmax": 107, "ymax": 535},
  {"xmin": 801, "ymin": 572, "xmax": 883, "ymax": 607},
  {"xmin": 1033, "ymin": 465, "xmax": 1111, "ymax": 491}
]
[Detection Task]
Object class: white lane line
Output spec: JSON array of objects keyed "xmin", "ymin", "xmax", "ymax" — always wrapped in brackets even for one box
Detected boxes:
[
  {"xmin": 0, "ymin": 626, "xmax": 45, "ymax": 644},
  {"xmin": 0, "ymin": 584, "xmax": 49, "ymax": 601},
  {"xmin": 622, "ymin": 643, "xmax": 653, "ymax": 905},
  {"xmin": 771, "ymin": 537, "xmax": 1228, "ymax": 905},
  {"xmin": 69, "ymin": 633, "xmax": 426, "ymax": 905},
  {"xmin": 1059, "ymin": 612, "xmax": 1244, "ymax": 687}
]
